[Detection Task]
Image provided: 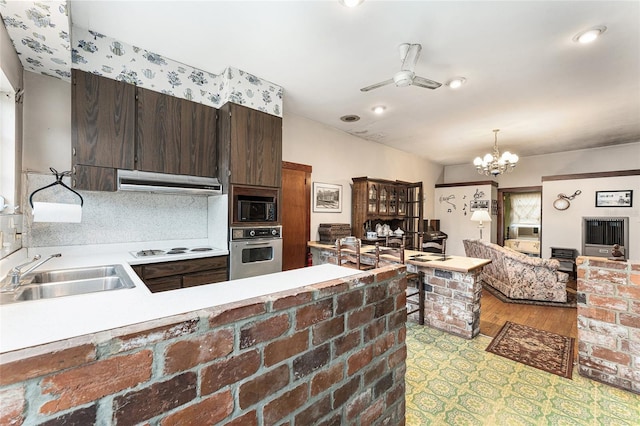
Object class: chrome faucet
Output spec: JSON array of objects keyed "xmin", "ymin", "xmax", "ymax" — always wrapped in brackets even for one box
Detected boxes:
[{"xmin": 1, "ymin": 253, "xmax": 62, "ymax": 292}]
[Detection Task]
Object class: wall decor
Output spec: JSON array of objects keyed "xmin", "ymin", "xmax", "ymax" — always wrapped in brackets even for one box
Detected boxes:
[
  {"xmin": 470, "ymin": 200, "xmax": 489, "ymax": 212},
  {"xmin": 313, "ymin": 183, "xmax": 342, "ymax": 213},
  {"xmin": 439, "ymin": 195, "xmax": 456, "ymax": 210},
  {"xmin": 595, "ymin": 190, "xmax": 633, "ymax": 208},
  {"xmin": 553, "ymin": 190, "xmax": 582, "ymax": 211}
]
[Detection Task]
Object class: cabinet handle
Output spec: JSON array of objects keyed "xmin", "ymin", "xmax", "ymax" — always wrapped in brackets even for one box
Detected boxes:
[{"xmin": 72, "ymin": 147, "xmax": 76, "ymax": 157}]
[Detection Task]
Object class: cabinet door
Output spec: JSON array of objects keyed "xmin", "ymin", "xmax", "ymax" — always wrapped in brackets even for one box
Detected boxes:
[
  {"xmin": 367, "ymin": 182, "xmax": 379, "ymax": 214},
  {"xmin": 397, "ymin": 186, "xmax": 407, "ymax": 216},
  {"xmin": 136, "ymin": 87, "xmax": 182, "ymax": 174},
  {"xmin": 230, "ymin": 104, "xmax": 282, "ymax": 187},
  {"xmin": 72, "ymin": 69, "xmax": 135, "ymax": 170},
  {"xmin": 379, "ymin": 186, "xmax": 388, "ymax": 215},
  {"xmin": 72, "ymin": 165, "xmax": 116, "ymax": 192},
  {"xmin": 388, "ymin": 185, "xmax": 398, "ymax": 215},
  {"xmin": 181, "ymin": 100, "xmax": 217, "ymax": 177}
]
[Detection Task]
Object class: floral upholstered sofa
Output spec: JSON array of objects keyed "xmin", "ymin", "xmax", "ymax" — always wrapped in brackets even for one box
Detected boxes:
[{"xmin": 463, "ymin": 239, "xmax": 569, "ymax": 302}]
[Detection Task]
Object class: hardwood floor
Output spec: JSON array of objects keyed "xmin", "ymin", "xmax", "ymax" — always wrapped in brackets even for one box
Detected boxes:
[{"xmin": 479, "ymin": 282, "xmax": 578, "ymax": 341}]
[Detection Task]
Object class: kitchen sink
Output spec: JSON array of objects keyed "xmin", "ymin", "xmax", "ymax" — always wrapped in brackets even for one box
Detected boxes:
[{"xmin": 2, "ymin": 265, "xmax": 136, "ymax": 304}]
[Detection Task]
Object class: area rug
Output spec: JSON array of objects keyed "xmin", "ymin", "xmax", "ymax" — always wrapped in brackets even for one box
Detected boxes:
[
  {"xmin": 486, "ymin": 321, "xmax": 575, "ymax": 379},
  {"xmin": 481, "ymin": 281, "xmax": 577, "ymax": 308}
]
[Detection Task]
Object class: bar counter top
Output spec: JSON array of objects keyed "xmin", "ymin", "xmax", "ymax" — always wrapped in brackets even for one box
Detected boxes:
[{"xmin": 308, "ymin": 241, "xmax": 491, "ymax": 273}]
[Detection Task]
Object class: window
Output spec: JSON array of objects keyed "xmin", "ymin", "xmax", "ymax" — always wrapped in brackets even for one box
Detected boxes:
[
  {"xmin": 508, "ymin": 192, "xmax": 541, "ymax": 225},
  {"xmin": 0, "ymin": 68, "xmax": 16, "ymax": 212}
]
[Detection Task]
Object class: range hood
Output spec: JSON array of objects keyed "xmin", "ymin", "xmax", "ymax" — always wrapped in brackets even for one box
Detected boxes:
[{"xmin": 117, "ymin": 170, "xmax": 222, "ymax": 196}]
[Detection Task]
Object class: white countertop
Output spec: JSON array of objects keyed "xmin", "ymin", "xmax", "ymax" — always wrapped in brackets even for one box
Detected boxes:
[{"xmin": 0, "ymin": 243, "xmax": 360, "ymax": 354}]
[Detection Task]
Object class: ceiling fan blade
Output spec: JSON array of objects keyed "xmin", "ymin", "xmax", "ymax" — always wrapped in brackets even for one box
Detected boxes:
[
  {"xmin": 360, "ymin": 79, "xmax": 394, "ymax": 92},
  {"xmin": 400, "ymin": 43, "xmax": 421, "ymax": 72},
  {"xmin": 412, "ymin": 75, "xmax": 442, "ymax": 89}
]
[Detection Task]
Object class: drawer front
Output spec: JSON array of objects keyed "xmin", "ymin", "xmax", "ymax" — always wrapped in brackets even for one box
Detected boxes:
[
  {"xmin": 183, "ymin": 269, "xmax": 228, "ymax": 287},
  {"xmin": 144, "ymin": 276, "xmax": 182, "ymax": 293},
  {"xmin": 143, "ymin": 256, "xmax": 228, "ymax": 279}
]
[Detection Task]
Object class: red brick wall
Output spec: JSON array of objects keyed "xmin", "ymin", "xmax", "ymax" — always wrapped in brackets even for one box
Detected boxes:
[
  {"xmin": 577, "ymin": 256, "xmax": 640, "ymax": 394},
  {"xmin": 0, "ymin": 265, "xmax": 407, "ymax": 425}
]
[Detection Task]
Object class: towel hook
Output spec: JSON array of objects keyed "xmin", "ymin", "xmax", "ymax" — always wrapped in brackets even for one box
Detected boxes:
[{"xmin": 29, "ymin": 168, "xmax": 84, "ymax": 208}]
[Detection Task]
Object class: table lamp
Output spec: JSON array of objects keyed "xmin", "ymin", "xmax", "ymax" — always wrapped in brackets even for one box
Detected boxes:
[{"xmin": 470, "ymin": 210, "xmax": 492, "ymax": 239}]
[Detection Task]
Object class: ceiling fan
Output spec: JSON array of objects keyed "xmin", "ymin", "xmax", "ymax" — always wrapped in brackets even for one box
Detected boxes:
[{"xmin": 360, "ymin": 43, "xmax": 442, "ymax": 92}]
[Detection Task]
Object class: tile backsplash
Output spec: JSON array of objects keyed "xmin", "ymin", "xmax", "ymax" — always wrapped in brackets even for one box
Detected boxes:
[{"xmin": 24, "ymin": 172, "xmax": 210, "ymax": 247}]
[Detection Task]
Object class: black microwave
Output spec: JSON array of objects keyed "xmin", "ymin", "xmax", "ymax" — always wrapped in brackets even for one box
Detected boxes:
[{"xmin": 238, "ymin": 199, "xmax": 277, "ymax": 222}]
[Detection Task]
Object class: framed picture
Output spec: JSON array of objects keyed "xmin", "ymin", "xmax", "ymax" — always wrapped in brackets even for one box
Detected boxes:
[
  {"xmin": 313, "ymin": 182, "xmax": 342, "ymax": 213},
  {"xmin": 595, "ymin": 190, "xmax": 633, "ymax": 207},
  {"xmin": 470, "ymin": 200, "xmax": 489, "ymax": 212}
]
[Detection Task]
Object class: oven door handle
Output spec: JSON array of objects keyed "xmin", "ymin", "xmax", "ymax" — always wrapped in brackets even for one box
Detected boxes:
[{"xmin": 244, "ymin": 241, "xmax": 273, "ymax": 246}]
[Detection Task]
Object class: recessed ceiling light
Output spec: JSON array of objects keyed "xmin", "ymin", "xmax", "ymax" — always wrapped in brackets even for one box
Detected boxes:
[
  {"xmin": 573, "ymin": 26, "xmax": 607, "ymax": 44},
  {"xmin": 446, "ymin": 77, "xmax": 467, "ymax": 89},
  {"xmin": 339, "ymin": 0, "xmax": 364, "ymax": 7},
  {"xmin": 372, "ymin": 105, "xmax": 386, "ymax": 114},
  {"xmin": 340, "ymin": 114, "xmax": 361, "ymax": 122}
]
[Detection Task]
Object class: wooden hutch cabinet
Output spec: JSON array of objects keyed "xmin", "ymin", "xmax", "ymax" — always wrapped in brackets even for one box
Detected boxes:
[{"xmin": 352, "ymin": 177, "xmax": 423, "ymax": 249}]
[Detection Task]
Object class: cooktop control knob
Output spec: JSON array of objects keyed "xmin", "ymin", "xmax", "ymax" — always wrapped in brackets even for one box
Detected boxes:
[
  {"xmin": 272, "ymin": 229, "xmax": 277, "ymax": 236},
  {"xmin": 249, "ymin": 230, "xmax": 256, "ymax": 237}
]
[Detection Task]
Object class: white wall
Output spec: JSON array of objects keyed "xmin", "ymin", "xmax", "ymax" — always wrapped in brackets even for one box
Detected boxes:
[
  {"xmin": 444, "ymin": 143, "xmax": 640, "ymax": 260},
  {"xmin": 282, "ymin": 113, "xmax": 444, "ymax": 240},
  {"xmin": 22, "ymin": 72, "xmax": 71, "ymax": 173},
  {"xmin": 542, "ymin": 175, "xmax": 639, "ymax": 261},
  {"xmin": 434, "ymin": 184, "xmax": 497, "ymax": 256},
  {"xmin": 444, "ymin": 142, "xmax": 640, "ymax": 187}
]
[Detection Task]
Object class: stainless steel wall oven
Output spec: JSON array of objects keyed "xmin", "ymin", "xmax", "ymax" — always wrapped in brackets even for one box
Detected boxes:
[{"xmin": 229, "ymin": 226, "xmax": 282, "ymax": 279}]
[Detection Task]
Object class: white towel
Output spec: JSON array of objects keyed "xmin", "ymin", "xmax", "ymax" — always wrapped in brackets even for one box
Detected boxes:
[{"xmin": 33, "ymin": 202, "xmax": 82, "ymax": 223}]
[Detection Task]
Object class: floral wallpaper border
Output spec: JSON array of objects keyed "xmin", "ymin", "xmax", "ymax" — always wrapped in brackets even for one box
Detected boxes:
[{"xmin": 0, "ymin": 1, "xmax": 283, "ymax": 117}]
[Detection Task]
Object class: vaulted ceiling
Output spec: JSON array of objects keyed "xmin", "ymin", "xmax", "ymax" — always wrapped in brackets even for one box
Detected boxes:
[{"xmin": 5, "ymin": 1, "xmax": 640, "ymax": 166}]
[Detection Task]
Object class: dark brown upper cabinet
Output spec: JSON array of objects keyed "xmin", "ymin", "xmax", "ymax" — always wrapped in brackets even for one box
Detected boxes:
[
  {"xmin": 218, "ymin": 103, "xmax": 282, "ymax": 190},
  {"xmin": 137, "ymin": 86, "xmax": 217, "ymax": 177},
  {"xmin": 71, "ymin": 69, "xmax": 135, "ymax": 191},
  {"xmin": 136, "ymin": 86, "xmax": 182, "ymax": 175},
  {"xmin": 180, "ymin": 100, "xmax": 217, "ymax": 178},
  {"xmin": 72, "ymin": 70, "xmax": 218, "ymax": 190}
]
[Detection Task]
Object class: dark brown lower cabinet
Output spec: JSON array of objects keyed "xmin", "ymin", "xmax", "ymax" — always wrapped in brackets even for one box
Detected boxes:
[{"xmin": 131, "ymin": 256, "xmax": 228, "ymax": 293}]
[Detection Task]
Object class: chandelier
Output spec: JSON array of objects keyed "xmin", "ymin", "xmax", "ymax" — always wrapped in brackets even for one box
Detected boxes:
[{"xmin": 473, "ymin": 129, "xmax": 519, "ymax": 176}]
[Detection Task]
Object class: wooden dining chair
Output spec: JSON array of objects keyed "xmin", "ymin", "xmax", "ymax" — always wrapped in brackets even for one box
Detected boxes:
[
  {"xmin": 336, "ymin": 238, "xmax": 377, "ymax": 270},
  {"xmin": 385, "ymin": 235, "xmax": 406, "ymax": 248},
  {"xmin": 380, "ymin": 239, "xmax": 424, "ymax": 325}
]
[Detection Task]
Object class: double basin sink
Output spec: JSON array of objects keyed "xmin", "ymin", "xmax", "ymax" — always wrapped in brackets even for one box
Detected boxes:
[{"xmin": 1, "ymin": 264, "xmax": 136, "ymax": 305}]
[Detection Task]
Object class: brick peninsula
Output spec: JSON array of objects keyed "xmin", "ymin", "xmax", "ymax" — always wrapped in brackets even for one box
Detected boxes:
[
  {"xmin": 308, "ymin": 241, "xmax": 491, "ymax": 339},
  {"xmin": 0, "ymin": 260, "xmax": 408, "ymax": 425}
]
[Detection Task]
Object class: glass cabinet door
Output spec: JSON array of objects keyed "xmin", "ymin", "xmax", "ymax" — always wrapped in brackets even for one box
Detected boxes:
[
  {"xmin": 388, "ymin": 185, "xmax": 397, "ymax": 215},
  {"xmin": 379, "ymin": 186, "xmax": 388, "ymax": 214},
  {"xmin": 397, "ymin": 186, "xmax": 407, "ymax": 216},
  {"xmin": 367, "ymin": 182, "xmax": 378, "ymax": 214}
]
